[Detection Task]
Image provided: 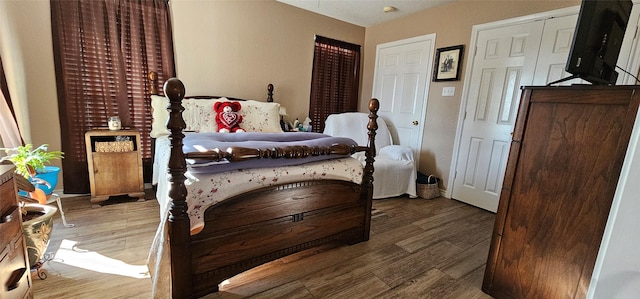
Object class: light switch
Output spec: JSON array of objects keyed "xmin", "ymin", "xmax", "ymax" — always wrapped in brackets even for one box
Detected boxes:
[{"xmin": 442, "ymin": 87, "xmax": 455, "ymax": 97}]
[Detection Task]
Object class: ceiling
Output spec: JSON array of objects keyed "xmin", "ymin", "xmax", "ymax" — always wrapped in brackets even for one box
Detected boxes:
[{"xmin": 276, "ymin": 0, "xmax": 455, "ymax": 27}]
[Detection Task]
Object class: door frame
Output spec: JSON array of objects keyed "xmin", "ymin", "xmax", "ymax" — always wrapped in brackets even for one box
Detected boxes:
[
  {"xmin": 372, "ymin": 33, "xmax": 436, "ymax": 168},
  {"xmin": 618, "ymin": 1, "xmax": 640, "ymax": 85},
  {"xmin": 446, "ymin": 6, "xmax": 579, "ymax": 199}
]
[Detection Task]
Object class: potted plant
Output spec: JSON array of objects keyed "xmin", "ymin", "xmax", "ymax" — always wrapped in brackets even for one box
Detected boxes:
[
  {"xmin": 0, "ymin": 144, "xmax": 63, "ymax": 192},
  {"xmin": 20, "ymin": 200, "xmax": 57, "ymax": 272},
  {"xmin": 1, "ymin": 144, "xmax": 63, "ymax": 271}
]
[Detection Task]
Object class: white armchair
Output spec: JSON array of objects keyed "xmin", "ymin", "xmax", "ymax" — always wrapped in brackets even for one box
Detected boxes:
[{"xmin": 324, "ymin": 112, "xmax": 417, "ymax": 199}]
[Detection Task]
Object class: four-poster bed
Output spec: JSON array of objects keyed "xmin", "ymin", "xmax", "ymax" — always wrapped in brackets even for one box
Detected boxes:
[{"xmin": 146, "ymin": 74, "xmax": 380, "ymax": 298}]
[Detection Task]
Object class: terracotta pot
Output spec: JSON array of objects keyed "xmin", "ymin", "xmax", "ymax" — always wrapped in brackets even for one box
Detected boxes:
[{"xmin": 22, "ymin": 203, "xmax": 57, "ymax": 267}]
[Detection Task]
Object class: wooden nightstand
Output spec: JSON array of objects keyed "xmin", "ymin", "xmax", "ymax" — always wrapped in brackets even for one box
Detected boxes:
[{"xmin": 85, "ymin": 129, "xmax": 145, "ymax": 204}]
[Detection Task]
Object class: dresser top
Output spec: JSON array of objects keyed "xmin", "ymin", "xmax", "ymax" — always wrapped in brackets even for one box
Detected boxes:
[
  {"xmin": 0, "ymin": 164, "xmax": 15, "ymax": 185},
  {"xmin": 522, "ymin": 85, "xmax": 640, "ymax": 91}
]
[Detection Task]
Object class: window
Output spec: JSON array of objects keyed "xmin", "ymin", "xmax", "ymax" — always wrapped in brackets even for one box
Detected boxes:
[
  {"xmin": 51, "ymin": 0, "xmax": 175, "ymax": 193},
  {"xmin": 309, "ymin": 36, "xmax": 361, "ymax": 133}
]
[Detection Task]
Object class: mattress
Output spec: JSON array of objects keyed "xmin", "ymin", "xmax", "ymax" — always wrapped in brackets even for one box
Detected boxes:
[{"xmin": 153, "ymin": 134, "xmax": 364, "ymax": 232}]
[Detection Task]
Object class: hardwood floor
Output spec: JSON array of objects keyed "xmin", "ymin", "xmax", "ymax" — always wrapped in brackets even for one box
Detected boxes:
[{"xmin": 32, "ymin": 194, "xmax": 494, "ymax": 298}]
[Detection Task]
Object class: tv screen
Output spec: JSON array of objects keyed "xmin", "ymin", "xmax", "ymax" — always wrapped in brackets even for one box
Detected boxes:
[{"xmin": 565, "ymin": 0, "xmax": 633, "ymax": 85}]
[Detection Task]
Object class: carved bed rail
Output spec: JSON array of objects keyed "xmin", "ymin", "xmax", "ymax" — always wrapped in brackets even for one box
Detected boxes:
[{"xmin": 184, "ymin": 143, "xmax": 366, "ymax": 162}]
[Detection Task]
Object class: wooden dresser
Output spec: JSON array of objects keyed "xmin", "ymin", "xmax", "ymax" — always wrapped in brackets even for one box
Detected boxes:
[
  {"xmin": 482, "ymin": 86, "xmax": 640, "ymax": 298},
  {"xmin": 0, "ymin": 165, "xmax": 33, "ymax": 299}
]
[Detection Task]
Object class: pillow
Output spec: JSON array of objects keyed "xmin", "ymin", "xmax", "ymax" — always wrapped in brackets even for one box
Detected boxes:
[
  {"xmin": 150, "ymin": 96, "xmax": 283, "ymax": 137},
  {"xmin": 238, "ymin": 100, "xmax": 283, "ymax": 133},
  {"xmin": 150, "ymin": 95, "xmax": 170, "ymax": 138},
  {"xmin": 150, "ymin": 96, "xmax": 225, "ymax": 137},
  {"xmin": 182, "ymin": 99, "xmax": 220, "ymax": 133}
]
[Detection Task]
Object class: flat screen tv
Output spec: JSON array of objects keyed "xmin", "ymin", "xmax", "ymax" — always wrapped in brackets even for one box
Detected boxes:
[{"xmin": 563, "ymin": 0, "xmax": 633, "ymax": 85}]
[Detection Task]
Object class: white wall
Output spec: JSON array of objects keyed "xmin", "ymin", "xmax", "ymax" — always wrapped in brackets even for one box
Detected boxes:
[
  {"xmin": 0, "ymin": 0, "xmax": 62, "ymax": 179},
  {"xmin": 0, "ymin": 0, "xmax": 61, "ymax": 164},
  {"xmin": 169, "ymin": 0, "xmax": 364, "ymax": 123}
]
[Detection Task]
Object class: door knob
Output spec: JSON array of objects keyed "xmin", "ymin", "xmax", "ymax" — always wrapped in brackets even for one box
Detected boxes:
[{"xmin": 412, "ymin": 121, "xmax": 419, "ymax": 126}]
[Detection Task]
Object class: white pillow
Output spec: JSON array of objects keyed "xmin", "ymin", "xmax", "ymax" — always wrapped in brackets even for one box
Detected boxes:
[
  {"xmin": 182, "ymin": 99, "xmax": 219, "ymax": 133},
  {"xmin": 150, "ymin": 96, "xmax": 225, "ymax": 137},
  {"xmin": 150, "ymin": 95, "xmax": 169, "ymax": 138},
  {"xmin": 238, "ymin": 100, "xmax": 283, "ymax": 133},
  {"xmin": 150, "ymin": 96, "xmax": 283, "ymax": 137}
]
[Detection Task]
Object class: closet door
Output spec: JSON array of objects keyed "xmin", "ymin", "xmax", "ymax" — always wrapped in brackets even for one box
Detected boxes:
[
  {"xmin": 531, "ymin": 14, "xmax": 587, "ymax": 85},
  {"xmin": 452, "ymin": 11, "xmax": 583, "ymax": 211},
  {"xmin": 451, "ymin": 21, "xmax": 544, "ymax": 212}
]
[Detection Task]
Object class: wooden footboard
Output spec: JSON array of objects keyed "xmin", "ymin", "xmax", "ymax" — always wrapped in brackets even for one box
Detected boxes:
[
  {"xmin": 162, "ymin": 78, "xmax": 378, "ymax": 298},
  {"xmin": 190, "ymin": 180, "xmax": 367, "ymax": 296}
]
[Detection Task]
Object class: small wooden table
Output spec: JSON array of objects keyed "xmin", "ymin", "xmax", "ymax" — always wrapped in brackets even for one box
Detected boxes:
[{"xmin": 85, "ymin": 129, "xmax": 145, "ymax": 204}]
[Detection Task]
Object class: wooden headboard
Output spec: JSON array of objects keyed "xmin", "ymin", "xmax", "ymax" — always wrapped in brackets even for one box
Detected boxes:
[{"xmin": 147, "ymin": 71, "xmax": 274, "ymax": 102}]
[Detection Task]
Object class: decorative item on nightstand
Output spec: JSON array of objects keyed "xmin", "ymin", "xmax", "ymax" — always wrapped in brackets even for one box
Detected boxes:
[
  {"xmin": 302, "ymin": 117, "xmax": 312, "ymax": 132},
  {"xmin": 293, "ymin": 117, "xmax": 300, "ymax": 131},
  {"xmin": 108, "ymin": 116, "xmax": 121, "ymax": 130},
  {"xmin": 279, "ymin": 107, "xmax": 287, "ymax": 131}
]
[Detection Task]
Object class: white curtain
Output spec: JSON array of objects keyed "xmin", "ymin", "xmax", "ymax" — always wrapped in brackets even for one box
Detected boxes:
[{"xmin": 0, "ymin": 90, "xmax": 22, "ymax": 148}]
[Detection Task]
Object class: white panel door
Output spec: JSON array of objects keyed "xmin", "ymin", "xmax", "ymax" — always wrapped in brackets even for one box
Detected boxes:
[
  {"xmin": 532, "ymin": 14, "xmax": 587, "ymax": 86},
  {"xmin": 451, "ymin": 21, "xmax": 544, "ymax": 212},
  {"xmin": 373, "ymin": 34, "xmax": 435, "ymax": 163}
]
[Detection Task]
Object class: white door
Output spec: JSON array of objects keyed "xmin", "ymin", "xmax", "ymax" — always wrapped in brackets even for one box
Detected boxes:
[
  {"xmin": 372, "ymin": 34, "xmax": 435, "ymax": 164},
  {"xmin": 532, "ymin": 14, "xmax": 586, "ymax": 86},
  {"xmin": 451, "ymin": 21, "xmax": 544, "ymax": 212}
]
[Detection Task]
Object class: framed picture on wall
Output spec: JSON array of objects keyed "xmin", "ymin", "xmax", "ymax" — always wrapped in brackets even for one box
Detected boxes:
[{"xmin": 433, "ymin": 45, "xmax": 464, "ymax": 81}]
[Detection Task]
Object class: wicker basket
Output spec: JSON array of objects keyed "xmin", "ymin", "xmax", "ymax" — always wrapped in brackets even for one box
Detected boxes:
[
  {"xmin": 417, "ymin": 175, "xmax": 440, "ymax": 199},
  {"xmin": 95, "ymin": 140, "xmax": 134, "ymax": 153}
]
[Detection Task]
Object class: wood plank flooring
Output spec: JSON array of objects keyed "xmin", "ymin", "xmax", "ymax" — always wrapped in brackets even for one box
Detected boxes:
[{"xmin": 32, "ymin": 194, "xmax": 494, "ymax": 298}]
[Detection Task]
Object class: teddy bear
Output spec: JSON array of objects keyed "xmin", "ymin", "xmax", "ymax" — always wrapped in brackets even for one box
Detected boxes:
[{"xmin": 214, "ymin": 101, "xmax": 245, "ymax": 133}]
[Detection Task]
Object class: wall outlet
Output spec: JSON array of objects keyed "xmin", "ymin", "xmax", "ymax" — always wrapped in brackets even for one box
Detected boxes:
[{"xmin": 442, "ymin": 86, "xmax": 455, "ymax": 97}]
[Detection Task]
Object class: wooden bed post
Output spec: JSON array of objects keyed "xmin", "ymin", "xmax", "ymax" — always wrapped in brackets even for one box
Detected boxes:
[
  {"xmin": 148, "ymin": 71, "xmax": 158, "ymax": 95},
  {"xmin": 266, "ymin": 83, "xmax": 274, "ymax": 102},
  {"xmin": 163, "ymin": 78, "xmax": 193, "ymax": 298},
  {"xmin": 362, "ymin": 98, "xmax": 379, "ymax": 240}
]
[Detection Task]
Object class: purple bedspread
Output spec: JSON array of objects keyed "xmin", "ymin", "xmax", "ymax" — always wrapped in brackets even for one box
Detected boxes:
[{"xmin": 182, "ymin": 132, "xmax": 358, "ymax": 174}]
